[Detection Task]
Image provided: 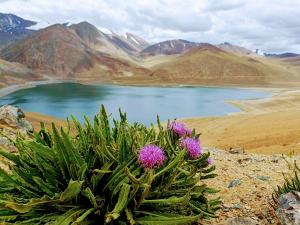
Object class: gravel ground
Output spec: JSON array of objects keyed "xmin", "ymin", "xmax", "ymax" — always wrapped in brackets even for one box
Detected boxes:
[{"xmin": 201, "ymin": 148, "xmax": 300, "ymax": 225}]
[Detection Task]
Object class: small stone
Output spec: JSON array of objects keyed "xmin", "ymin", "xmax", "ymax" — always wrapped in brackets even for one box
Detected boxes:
[
  {"xmin": 276, "ymin": 191, "xmax": 300, "ymax": 225},
  {"xmin": 229, "ymin": 147, "xmax": 245, "ymax": 154},
  {"xmin": 244, "ymin": 205, "xmax": 251, "ymax": 210},
  {"xmin": 228, "ymin": 179, "xmax": 242, "ymax": 188},
  {"xmin": 238, "ymin": 158, "xmax": 252, "ymax": 164},
  {"xmin": 257, "ymin": 175, "xmax": 270, "ymax": 181},
  {"xmin": 233, "ymin": 203, "xmax": 242, "ymax": 209},
  {"xmin": 0, "ymin": 136, "xmax": 9, "ymax": 146},
  {"xmin": 226, "ymin": 217, "xmax": 259, "ymax": 225},
  {"xmin": 271, "ymin": 155, "xmax": 282, "ymax": 163}
]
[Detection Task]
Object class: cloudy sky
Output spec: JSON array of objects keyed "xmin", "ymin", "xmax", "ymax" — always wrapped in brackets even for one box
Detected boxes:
[{"xmin": 1, "ymin": 0, "xmax": 300, "ymax": 53}]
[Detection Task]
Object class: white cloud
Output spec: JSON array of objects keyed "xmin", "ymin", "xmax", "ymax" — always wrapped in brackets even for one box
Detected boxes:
[{"xmin": 1, "ymin": 0, "xmax": 300, "ymax": 53}]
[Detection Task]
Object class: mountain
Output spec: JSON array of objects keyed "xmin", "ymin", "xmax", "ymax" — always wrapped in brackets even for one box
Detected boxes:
[
  {"xmin": 264, "ymin": 52, "xmax": 300, "ymax": 58},
  {"xmin": 217, "ymin": 42, "xmax": 253, "ymax": 56},
  {"xmin": 69, "ymin": 21, "xmax": 103, "ymax": 45},
  {"xmin": 69, "ymin": 21, "xmax": 148, "ymax": 59},
  {"xmin": 151, "ymin": 44, "xmax": 300, "ymax": 86},
  {"xmin": 0, "ymin": 24, "xmax": 150, "ymax": 81},
  {"xmin": 118, "ymin": 33, "xmax": 149, "ymax": 52},
  {"xmin": 0, "ymin": 13, "xmax": 36, "ymax": 47},
  {"xmin": 141, "ymin": 39, "xmax": 202, "ymax": 56},
  {"xmin": 0, "ymin": 24, "xmax": 95, "ymax": 76}
]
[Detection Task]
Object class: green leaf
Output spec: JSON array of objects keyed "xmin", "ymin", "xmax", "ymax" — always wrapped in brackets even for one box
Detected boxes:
[
  {"xmin": 0, "ymin": 148, "xmax": 20, "ymax": 164},
  {"xmin": 53, "ymin": 208, "xmax": 85, "ymax": 225},
  {"xmin": 105, "ymin": 184, "xmax": 131, "ymax": 223},
  {"xmin": 142, "ymin": 193, "xmax": 190, "ymax": 206},
  {"xmin": 154, "ymin": 150, "xmax": 185, "ymax": 178},
  {"xmin": 136, "ymin": 212, "xmax": 201, "ymax": 225},
  {"xmin": 60, "ymin": 180, "xmax": 83, "ymax": 202},
  {"xmin": 2, "ymin": 195, "xmax": 58, "ymax": 213},
  {"xmin": 71, "ymin": 208, "xmax": 94, "ymax": 225}
]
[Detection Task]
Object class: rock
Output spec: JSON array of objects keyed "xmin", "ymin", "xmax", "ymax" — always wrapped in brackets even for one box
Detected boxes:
[
  {"xmin": 233, "ymin": 203, "xmax": 242, "ymax": 209},
  {"xmin": 276, "ymin": 191, "xmax": 300, "ymax": 225},
  {"xmin": 0, "ymin": 136, "xmax": 10, "ymax": 146},
  {"xmin": 228, "ymin": 179, "xmax": 242, "ymax": 188},
  {"xmin": 237, "ymin": 158, "xmax": 252, "ymax": 164},
  {"xmin": 271, "ymin": 155, "xmax": 281, "ymax": 163},
  {"xmin": 257, "ymin": 175, "xmax": 270, "ymax": 181},
  {"xmin": 0, "ymin": 105, "xmax": 33, "ymax": 132},
  {"xmin": 0, "ymin": 105, "xmax": 33, "ymax": 152},
  {"xmin": 229, "ymin": 147, "xmax": 245, "ymax": 154},
  {"xmin": 226, "ymin": 217, "xmax": 259, "ymax": 225}
]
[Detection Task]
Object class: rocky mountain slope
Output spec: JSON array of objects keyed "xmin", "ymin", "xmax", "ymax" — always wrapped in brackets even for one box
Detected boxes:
[
  {"xmin": 0, "ymin": 13, "xmax": 36, "ymax": 47},
  {"xmin": 0, "ymin": 24, "xmax": 150, "ymax": 81},
  {"xmin": 140, "ymin": 39, "xmax": 203, "ymax": 56},
  {"xmin": 120, "ymin": 33, "xmax": 149, "ymax": 52},
  {"xmin": 69, "ymin": 22, "xmax": 135, "ymax": 60}
]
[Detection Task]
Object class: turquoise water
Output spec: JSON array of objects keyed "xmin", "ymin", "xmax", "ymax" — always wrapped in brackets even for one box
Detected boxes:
[{"xmin": 0, "ymin": 83, "xmax": 268, "ymax": 125}]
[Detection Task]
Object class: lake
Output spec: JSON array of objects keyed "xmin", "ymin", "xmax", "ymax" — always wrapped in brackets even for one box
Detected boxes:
[{"xmin": 0, "ymin": 83, "xmax": 268, "ymax": 125}]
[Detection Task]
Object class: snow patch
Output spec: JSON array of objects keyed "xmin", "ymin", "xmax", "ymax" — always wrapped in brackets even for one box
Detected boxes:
[
  {"xmin": 64, "ymin": 22, "xmax": 73, "ymax": 27},
  {"xmin": 122, "ymin": 33, "xmax": 128, "ymax": 39},
  {"xmin": 129, "ymin": 35, "xmax": 139, "ymax": 45},
  {"xmin": 170, "ymin": 41, "xmax": 174, "ymax": 48},
  {"xmin": 97, "ymin": 26, "xmax": 113, "ymax": 34},
  {"xmin": 29, "ymin": 21, "xmax": 51, "ymax": 30}
]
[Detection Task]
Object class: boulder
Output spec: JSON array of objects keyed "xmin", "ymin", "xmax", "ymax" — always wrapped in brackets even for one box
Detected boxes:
[
  {"xmin": 0, "ymin": 105, "xmax": 33, "ymax": 132},
  {"xmin": 276, "ymin": 191, "xmax": 300, "ymax": 225},
  {"xmin": 0, "ymin": 105, "xmax": 33, "ymax": 153}
]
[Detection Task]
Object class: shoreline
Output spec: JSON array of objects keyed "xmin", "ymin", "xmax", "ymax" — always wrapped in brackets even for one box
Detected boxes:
[
  {"xmin": 181, "ymin": 89, "xmax": 300, "ymax": 154},
  {"xmin": 0, "ymin": 79, "xmax": 286, "ymax": 99},
  {"xmin": 0, "ymin": 80, "xmax": 71, "ymax": 98}
]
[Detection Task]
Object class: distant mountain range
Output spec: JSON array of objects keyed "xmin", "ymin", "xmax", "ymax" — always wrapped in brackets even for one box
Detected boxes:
[
  {"xmin": 264, "ymin": 53, "xmax": 300, "ymax": 58},
  {"xmin": 1, "ymin": 12, "xmax": 300, "ymax": 88}
]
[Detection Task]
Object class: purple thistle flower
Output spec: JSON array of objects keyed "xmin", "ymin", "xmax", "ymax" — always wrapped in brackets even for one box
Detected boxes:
[
  {"xmin": 180, "ymin": 137, "xmax": 202, "ymax": 159},
  {"xmin": 168, "ymin": 121, "xmax": 192, "ymax": 137},
  {"xmin": 138, "ymin": 144, "xmax": 165, "ymax": 169},
  {"xmin": 207, "ymin": 157, "xmax": 213, "ymax": 165}
]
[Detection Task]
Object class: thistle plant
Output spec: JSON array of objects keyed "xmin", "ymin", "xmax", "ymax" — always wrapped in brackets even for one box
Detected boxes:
[{"xmin": 0, "ymin": 106, "xmax": 220, "ymax": 224}]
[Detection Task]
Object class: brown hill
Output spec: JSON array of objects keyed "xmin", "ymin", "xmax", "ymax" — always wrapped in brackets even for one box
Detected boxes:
[
  {"xmin": 280, "ymin": 56, "xmax": 300, "ymax": 69},
  {"xmin": 69, "ymin": 21, "xmax": 103, "ymax": 45},
  {"xmin": 69, "ymin": 22, "xmax": 149, "ymax": 59},
  {"xmin": 151, "ymin": 44, "xmax": 300, "ymax": 86},
  {"xmin": 0, "ymin": 24, "xmax": 97, "ymax": 76},
  {"xmin": 0, "ymin": 58, "xmax": 41, "ymax": 88},
  {"xmin": 69, "ymin": 22, "xmax": 134, "ymax": 59},
  {"xmin": 0, "ymin": 24, "xmax": 150, "ymax": 82}
]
